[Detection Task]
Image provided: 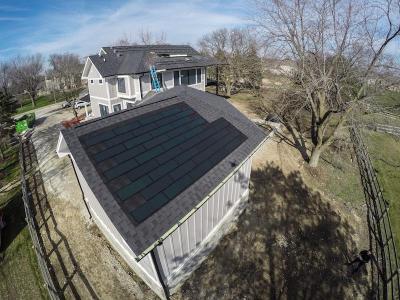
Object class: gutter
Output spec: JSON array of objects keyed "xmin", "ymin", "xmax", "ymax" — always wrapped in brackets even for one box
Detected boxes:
[{"xmin": 135, "ymin": 134, "xmax": 270, "ymax": 261}]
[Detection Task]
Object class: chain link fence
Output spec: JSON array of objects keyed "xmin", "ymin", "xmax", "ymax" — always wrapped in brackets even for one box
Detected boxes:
[{"xmin": 350, "ymin": 126, "xmax": 400, "ymax": 299}]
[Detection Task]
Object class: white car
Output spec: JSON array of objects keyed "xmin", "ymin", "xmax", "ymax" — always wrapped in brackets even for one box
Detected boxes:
[{"xmin": 74, "ymin": 100, "xmax": 90, "ymax": 109}]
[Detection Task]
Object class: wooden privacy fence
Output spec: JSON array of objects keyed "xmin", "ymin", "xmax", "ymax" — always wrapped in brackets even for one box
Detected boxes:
[
  {"xmin": 350, "ymin": 126, "xmax": 400, "ymax": 299},
  {"xmin": 19, "ymin": 138, "xmax": 61, "ymax": 300}
]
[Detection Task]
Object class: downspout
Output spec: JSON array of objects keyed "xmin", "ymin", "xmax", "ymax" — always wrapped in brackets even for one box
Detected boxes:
[{"xmin": 150, "ymin": 248, "xmax": 170, "ymax": 300}]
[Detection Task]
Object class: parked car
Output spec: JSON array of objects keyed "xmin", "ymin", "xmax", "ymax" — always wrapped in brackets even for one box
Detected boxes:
[
  {"xmin": 61, "ymin": 101, "xmax": 71, "ymax": 108},
  {"xmin": 74, "ymin": 100, "xmax": 90, "ymax": 109}
]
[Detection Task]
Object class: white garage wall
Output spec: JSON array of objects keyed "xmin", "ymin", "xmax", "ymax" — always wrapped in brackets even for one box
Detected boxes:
[
  {"xmin": 68, "ymin": 154, "xmax": 165, "ymax": 298},
  {"xmin": 154, "ymin": 158, "xmax": 252, "ymax": 287}
]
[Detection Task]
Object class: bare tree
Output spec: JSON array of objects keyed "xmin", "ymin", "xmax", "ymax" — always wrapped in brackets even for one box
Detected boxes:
[
  {"xmin": 0, "ymin": 92, "xmax": 16, "ymax": 160},
  {"xmin": 198, "ymin": 28, "xmax": 262, "ymax": 96},
  {"xmin": 139, "ymin": 29, "xmax": 167, "ymax": 45},
  {"xmin": 113, "ymin": 32, "xmax": 137, "ymax": 46},
  {"xmin": 49, "ymin": 53, "xmax": 83, "ymax": 118},
  {"xmin": 0, "ymin": 62, "xmax": 11, "ymax": 96},
  {"xmin": 10, "ymin": 54, "xmax": 44, "ymax": 108},
  {"xmin": 253, "ymin": 0, "xmax": 400, "ymax": 167}
]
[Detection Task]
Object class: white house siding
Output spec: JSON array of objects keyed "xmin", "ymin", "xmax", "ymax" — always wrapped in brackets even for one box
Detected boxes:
[
  {"xmin": 69, "ymin": 156, "xmax": 165, "ymax": 298},
  {"xmin": 140, "ymin": 74, "xmax": 152, "ymax": 97},
  {"xmin": 107, "ymin": 77, "xmax": 117, "ymax": 98},
  {"xmin": 132, "ymin": 76, "xmax": 142, "ymax": 100},
  {"xmin": 163, "ymin": 71, "xmax": 174, "ymax": 89},
  {"xmin": 154, "ymin": 157, "xmax": 252, "ymax": 289}
]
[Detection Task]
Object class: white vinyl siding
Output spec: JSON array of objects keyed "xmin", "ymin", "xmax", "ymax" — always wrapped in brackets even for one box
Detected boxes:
[
  {"xmin": 68, "ymin": 156, "xmax": 164, "ymax": 298},
  {"xmin": 154, "ymin": 158, "xmax": 252, "ymax": 286}
]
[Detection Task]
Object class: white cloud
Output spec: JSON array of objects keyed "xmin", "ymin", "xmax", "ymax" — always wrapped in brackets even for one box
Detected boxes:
[{"xmin": 24, "ymin": 0, "xmax": 246, "ymax": 56}]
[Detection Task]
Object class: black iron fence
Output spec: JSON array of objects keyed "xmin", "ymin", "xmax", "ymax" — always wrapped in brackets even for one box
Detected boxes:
[
  {"xmin": 350, "ymin": 126, "xmax": 400, "ymax": 299},
  {"xmin": 19, "ymin": 138, "xmax": 61, "ymax": 300}
]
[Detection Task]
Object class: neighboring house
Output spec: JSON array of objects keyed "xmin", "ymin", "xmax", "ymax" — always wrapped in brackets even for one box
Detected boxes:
[
  {"xmin": 56, "ymin": 86, "xmax": 267, "ymax": 299},
  {"xmin": 81, "ymin": 45, "xmax": 221, "ymax": 118}
]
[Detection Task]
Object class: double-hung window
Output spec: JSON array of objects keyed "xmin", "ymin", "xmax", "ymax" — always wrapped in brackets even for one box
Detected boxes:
[
  {"xmin": 117, "ymin": 78, "xmax": 126, "ymax": 93},
  {"xmin": 113, "ymin": 104, "xmax": 122, "ymax": 112},
  {"xmin": 99, "ymin": 104, "xmax": 109, "ymax": 117}
]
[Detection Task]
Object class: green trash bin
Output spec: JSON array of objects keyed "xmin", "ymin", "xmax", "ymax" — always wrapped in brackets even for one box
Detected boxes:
[
  {"xmin": 15, "ymin": 113, "xmax": 35, "ymax": 133},
  {"xmin": 16, "ymin": 119, "xmax": 29, "ymax": 133}
]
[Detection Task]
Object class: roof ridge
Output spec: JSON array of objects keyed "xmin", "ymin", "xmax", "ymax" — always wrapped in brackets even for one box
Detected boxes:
[{"xmin": 72, "ymin": 95, "xmax": 179, "ymax": 130}]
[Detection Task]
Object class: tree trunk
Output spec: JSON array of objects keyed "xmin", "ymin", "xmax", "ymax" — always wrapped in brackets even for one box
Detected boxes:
[
  {"xmin": 309, "ymin": 145, "xmax": 323, "ymax": 167},
  {"xmin": 29, "ymin": 94, "xmax": 35, "ymax": 108},
  {"xmin": 0, "ymin": 144, "xmax": 4, "ymax": 161},
  {"xmin": 226, "ymin": 83, "xmax": 232, "ymax": 97}
]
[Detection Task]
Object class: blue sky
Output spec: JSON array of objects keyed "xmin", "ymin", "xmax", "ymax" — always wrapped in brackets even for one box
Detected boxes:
[{"xmin": 0, "ymin": 0, "xmax": 249, "ymax": 60}]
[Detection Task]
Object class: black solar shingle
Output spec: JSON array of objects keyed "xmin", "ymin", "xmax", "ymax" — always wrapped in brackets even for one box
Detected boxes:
[{"xmin": 79, "ymin": 102, "xmax": 247, "ymax": 223}]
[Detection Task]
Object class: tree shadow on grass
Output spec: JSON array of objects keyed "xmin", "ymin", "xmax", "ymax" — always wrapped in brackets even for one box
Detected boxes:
[
  {"xmin": 0, "ymin": 190, "xmax": 25, "ymax": 254},
  {"xmin": 177, "ymin": 163, "xmax": 370, "ymax": 300}
]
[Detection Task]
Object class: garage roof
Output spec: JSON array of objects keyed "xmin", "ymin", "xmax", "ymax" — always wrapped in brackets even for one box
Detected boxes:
[{"xmin": 60, "ymin": 86, "xmax": 266, "ymax": 256}]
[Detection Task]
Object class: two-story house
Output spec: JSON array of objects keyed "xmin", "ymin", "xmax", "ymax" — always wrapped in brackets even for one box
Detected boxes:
[{"xmin": 81, "ymin": 45, "xmax": 220, "ymax": 118}]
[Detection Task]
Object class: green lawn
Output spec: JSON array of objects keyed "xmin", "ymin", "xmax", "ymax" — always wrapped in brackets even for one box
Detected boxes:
[
  {"xmin": 375, "ymin": 90, "xmax": 400, "ymax": 111},
  {"xmin": 15, "ymin": 88, "xmax": 83, "ymax": 115},
  {"xmin": 363, "ymin": 130, "xmax": 400, "ymax": 252},
  {"xmin": 0, "ymin": 146, "xmax": 47, "ymax": 299}
]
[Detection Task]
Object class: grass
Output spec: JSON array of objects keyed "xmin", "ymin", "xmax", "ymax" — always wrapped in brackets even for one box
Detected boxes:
[
  {"xmin": 362, "ymin": 130, "xmax": 400, "ymax": 252},
  {"xmin": 0, "ymin": 145, "xmax": 47, "ymax": 299},
  {"xmin": 15, "ymin": 88, "xmax": 83, "ymax": 115},
  {"xmin": 374, "ymin": 90, "xmax": 400, "ymax": 110},
  {"xmin": 314, "ymin": 141, "xmax": 365, "ymax": 206}
]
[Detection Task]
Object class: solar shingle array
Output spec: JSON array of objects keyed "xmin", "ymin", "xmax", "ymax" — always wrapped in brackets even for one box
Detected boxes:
[{"xmin": 79, "ymin": 102, "xmax": 247, "ymax": 224}]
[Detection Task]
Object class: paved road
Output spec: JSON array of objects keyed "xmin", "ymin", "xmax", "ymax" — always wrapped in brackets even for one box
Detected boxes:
[{"xmin": 13, "ymin": 102, "xmax": 65, "ymax": 120}]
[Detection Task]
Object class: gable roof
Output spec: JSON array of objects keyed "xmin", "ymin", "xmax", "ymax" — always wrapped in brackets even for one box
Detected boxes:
[
  {"xmin": 60, "ymin": 86, "xmax": 267, "ymax": 257},
  {"xmin": 87, "ymin": 45, "xmax": 221, "ymax": 77}
]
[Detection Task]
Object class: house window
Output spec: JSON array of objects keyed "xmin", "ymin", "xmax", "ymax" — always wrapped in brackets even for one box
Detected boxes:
[
  {"xmin": 126, "ymin": 101, "xmax": 135, "ymax": 108},
  {"xmin": 117, "ymin": 78, "xmax": 126, "ymax": 93},
  {"xmin": 181, "ymin": 69, "xmax": 197, "ymax": 86},
  {"xmin": 174, "ymin": 71, "xmax": 180, "ymax": 86},
  {"xmin": 181, "ymin": 70, "xmax": 189, "ymax": 85},
  {"xmin": 99, "ymin": 79, "xmax": 103, "ymax": 84},
  {"xmin": 197, "ymin": 69, "xmax": 201, "ymax": 84},
  {"xmin": 99, "ymin": 104, "xmax": 109, "ymax": 117},
  {"xmin": 189, "ymin": 69, "xmax": 196, "ymax": 85},
  {"xmin": 113, "ymin": 103, "xmax": 122, "ymax": 112},
  {"xmin": 90, "ymin": 79, "xmax": 94, "ymax": 84}
]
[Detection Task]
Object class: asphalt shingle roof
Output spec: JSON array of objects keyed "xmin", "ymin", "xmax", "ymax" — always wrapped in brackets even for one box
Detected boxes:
[
  {"xmin": 89, "ymin": 45, "xmax": 221, "ymax": 77},
  {"xmin": 61, "ymin": 86, "xmax": 267, "ymax": 256}
]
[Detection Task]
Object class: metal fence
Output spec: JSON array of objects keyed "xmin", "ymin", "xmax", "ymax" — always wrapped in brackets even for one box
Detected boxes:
[
  {"xmin": 19, "ymin": 138, "xmax": 61, "ymax": 300},
  {"xmin": 366, "ymin": 124, "xmax": 400, "ymax": 138},
  {"xmin": 350, "ymin": 126, "xmax": 400, "ymax": 299}
]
